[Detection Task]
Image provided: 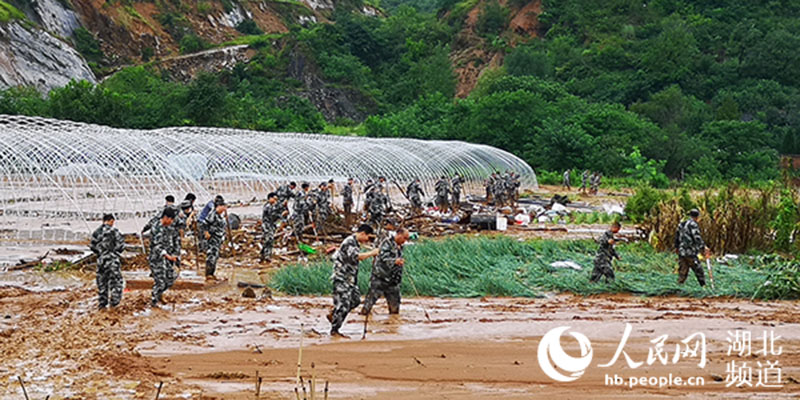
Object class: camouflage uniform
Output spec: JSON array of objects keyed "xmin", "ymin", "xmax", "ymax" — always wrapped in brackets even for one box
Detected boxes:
[
  {"xmin": 493, "ymin": 176, "xmax": 506, "ymax": 207},
  {"xmin": 276, "ymin": 184, "xmax": 296, "ymax": 221},
  {"xmin": 485, "ymin": 175, "xmax": 495, "ymax": 203},
  {"xmin": 435, "ymin": 178, "xmax": 450, "ymax": 211},
  {"xmin": 203, "ymin": 210, "xmax": 226, "ymax": 277},
  {"xmin": 292, "ymin": 190, "xmax": 311, "ymax": 242},
  {"xmin": 330, "ymin": 234, "xmax": 363, "ymax": 333},
  {"xmin": 580, "ymin": 170, "xmax": 589, "ymax": 191},
  {"xmin": 149, "ymin": 221, "xmax": 180, "ymax": 305},
  {"xmin": 563, "ymin": 170, "xmax": 571, "ymax": 189},
  {"xmin": 142, "ymin": 205, "xmax": 178, "ymax": 232},
  {"xmin": 276, "ymin": 184, "xmax": 296, "ymax": 205},
  {"xmin": 261, "ymin": 202, "xmax": 282, "ymax": 261},
  {"xmin": 343, "ymin": 182, "xmax": 353, "ymax": 225},
  {"xmin": 407, "ymin": 181, "xmax": 424, "ymax": 211},
  {"xmin": 590, "ymin": 173, "xmax": 601, "ymax": 193},
  {"xmin": 451, "ymin": 176, "xmax": 464, "ymax": 209},
  {"xmin": 504, "ymin": 172, "xmax": 515, "ymax": 205},
  {"xmin": 369, "ymin": 188, "xmax": 388, "ymax": 228},
  {"xmin": 362, "ymin": 233, "xmax": 404, "ymax": 314},
  {"xmin": 363, "ymin": 181, "xmax": 377, "ymax": 213},
  {"xmin": 316, "ymin": 187, "xmax": 332, "ymax": 228},
  {"xmin": 590, "ymin": 229, "xmax": 619, "ymax": 282},
  {"xmin": 90, "ymin": 224, "xmax": 125, "ymax": 308},
  {"xmin": 675, "ymin": 218, "xmax": 706, "ymax": 286}
]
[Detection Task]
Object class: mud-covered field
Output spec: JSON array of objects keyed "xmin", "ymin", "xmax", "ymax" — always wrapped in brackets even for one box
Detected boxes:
[{"xmin": 2, "ymin": 267, "xmax": 799, "ymax": 399}]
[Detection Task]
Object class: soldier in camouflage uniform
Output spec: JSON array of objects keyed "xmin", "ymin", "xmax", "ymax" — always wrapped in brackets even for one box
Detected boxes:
[
  {"xmin": 202, "ymin": 196, "xmax": 227, "ymax": 279},
  {"xmin": 505, "ymin": 171, "xmax": 517, "ymax": 207},
  {"xmin": 675, "ymin": 209, "xmax": 709, "ymax": 286},
  {"xmin": 590, "ymin": 221, "xmax": 621, "ymax": 283},
  {"xmin": 276, "ymin": 182, "xmax": 297, "ymax": 219},
  {"xmin": 363, "ymin": 178, "xmax": 377, "ymax": 214},
  {"xmin": 292, "ymin": 183, "xmax": 312, "ymax": 243},
  {"xmin": 493, "ymin": 173, "xmax": 506, "ymax": 208},
  {"xmin": 435, "ymin": 176, "xmax": 450, "ymax": 212},
  {"xmin": 149, "ymin": 207, "xmax": 180, "ymax": 306},
  {"xmin": 90, "ymin": 214, "xmax": 125, "ymax": 309},
  {"xmin": 407, "ymin": 178, "xmax": 425, "ymax": 213},
  {"xmin": 315, "ymin": 181, "xmax": 332, "ymax": 229},
  {"xmin": 451, "ymin": 174, "xmax": 464, "ymax": 210},
  {"xmin": 580, "ymin": 170, "xmax": 590, "ymax": 193},
  {"xmin": 369, "ymin": 184, "xmax": 388, "ymax": 229},
  {"xmin": 485, "ymin": 173, "xmax": 495, "ymax": 204},
  {"xmin": 343, "ymin": 178, "xmax": 354, "ymax": 227},
  {"xmin": 361, "ymin": 228, "xmax": 409, "ymax": 315},
  {"xmin": 261, "ymin": 193, "xmax": 285, "ymax": 262},
  {"xmin": 563, "ymin": 169, "xmax": 571, "ymax": 190},
  {"xmin": 590, "ymin": 172, "xmax": 601, "ymax": 194},
  {"xmin": 327, "ymin": 224, "xmax": 379, "ymax": 337}
]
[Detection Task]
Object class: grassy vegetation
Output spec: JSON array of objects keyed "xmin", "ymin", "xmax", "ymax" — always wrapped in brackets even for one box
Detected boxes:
[
  {"xmin": 270, "ymin": 236, "xmax": 799, "ymax": 300},
  {"xmin": 0, "ymin": 1, "xmax": 25, "ymax": 23}
]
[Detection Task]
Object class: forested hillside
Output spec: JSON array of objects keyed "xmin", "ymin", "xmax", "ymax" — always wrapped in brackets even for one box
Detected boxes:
[{"xmin": 3, "ymin": 0, "xmax": 800, "ymax": 184}]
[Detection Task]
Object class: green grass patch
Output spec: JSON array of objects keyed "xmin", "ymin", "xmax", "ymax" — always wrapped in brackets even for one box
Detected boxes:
[
  {"xmin": 269, "ymin": 236, "xmax": 799, "ymax": 300},
  {"xmin": 0, "ymin": 1, "xmax": 25, "ymax": 23}
]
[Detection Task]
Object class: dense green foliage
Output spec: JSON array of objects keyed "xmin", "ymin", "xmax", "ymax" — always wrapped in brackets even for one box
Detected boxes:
[
  {"xmin": 269, "ymin": 236, "xmax": 799, "ymax": 300},
  {"xmin": 4, "ymin": 0, "xmax": 800, "ymax": 183},
  {"xmin": 0, "ymin": 1, "xmax": 24, "ymax": 23}
]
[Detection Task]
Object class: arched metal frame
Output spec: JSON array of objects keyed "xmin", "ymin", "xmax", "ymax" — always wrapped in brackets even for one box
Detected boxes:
[{"xmin": 0, "ymin": 115, "xmax": 537, "ymax": 236}]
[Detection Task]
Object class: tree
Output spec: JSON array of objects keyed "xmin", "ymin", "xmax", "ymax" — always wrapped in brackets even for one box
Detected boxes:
[
  {"xmin": 505, "ymin": 45, "xmax": 554, "ymax": 78},
  {"xmin": 476, "ymin": 0, "xmax": 509, "ymax": 36}
]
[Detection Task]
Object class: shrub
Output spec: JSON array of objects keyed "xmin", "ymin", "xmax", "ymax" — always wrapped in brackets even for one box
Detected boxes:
[
  {"xmin": 236, "ymin": 19, "xmax": 264, "ymax": 35},
  {"xmin": 179, "ymin": 34, "xmax": 210, "ymax": 54}
]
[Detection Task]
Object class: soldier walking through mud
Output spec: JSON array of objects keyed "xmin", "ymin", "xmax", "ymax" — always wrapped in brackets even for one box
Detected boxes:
[
  {"xmin": 435, "ymin": 176, "xmax": 450, "ymax": 212},
  {"xmin": 343, "ymin": 178, "xmax": 354, "ymax": 227},
  {"xmin": 261, "ymin": 193, "xmax": 285, "ymax": 263},
  {"xmin": 451, "ymin": 174, "xmax": 464, "ymax": 211},
  {"xmin": 407, "ymin": 178, "xmax": 425, "ymax": 214},
  {"xmin": 149, "ymin": 207, "xmax": 180, "ymax": 307},
  {"xmin": 90, "ymin": 214, "xmax": 125, "ymax": 309},
  {"xmin": 197, "ymin": 195, "xmax": 223, "ymax": 251},
  {"xmin": 327, "ymin": 224, "xmax": 379, "ymax": 338},
  {"xmin": 361, "ymin": 227, "xmax": 410, "ymax": 316},
  {"xmin": 590, "ymin": 221, "xmax": 621, "ymax": 283},
  {"xmin": 675, "ymin": 209, "xmax": 710, "ymax": 286},
  {"xmin": 202, "ymin": 196, "xmax": 227, "ymax": 280}
]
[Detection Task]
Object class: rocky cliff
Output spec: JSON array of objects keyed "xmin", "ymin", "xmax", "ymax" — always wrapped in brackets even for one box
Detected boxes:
[
  {"xmin": 0, "ymin": 0, "xmax": 378, "ymax": 92},
  {"xmin": 0, "ymin": 20, "xmax": 96, "ymax": 92}
]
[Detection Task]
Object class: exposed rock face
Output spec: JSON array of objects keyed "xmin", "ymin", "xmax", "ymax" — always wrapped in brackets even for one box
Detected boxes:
[
  {"xmin": 0, "ymin": 22, "xmax": 96, "ymax": 92},
  {"xmin": 23, "ymin": 0, "xmax": 82, "ymax": 38},
  {"xmin": 287, "ymin": 49, "xmax": 376, "ymax": 123}
]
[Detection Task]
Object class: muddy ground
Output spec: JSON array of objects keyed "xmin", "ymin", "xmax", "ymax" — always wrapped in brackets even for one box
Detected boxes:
[{"xmin": 2, "ymin": 265, "xmax": 800, "ymax": 399}]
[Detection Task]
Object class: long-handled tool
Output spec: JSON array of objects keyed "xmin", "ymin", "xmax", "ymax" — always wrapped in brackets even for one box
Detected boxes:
[
  {"xmin": 307, "ymin": 211, "xmax": 319, "ymax": 243},
  {"xmin": 405, "ymin": 272, "xmax": 431, "ymax": 322},
  {"xmin": 706, "ymin": 258, "xmax": 715, "ymax": 289},
  {"xmin": 223, "ymin": 209, "xmax": 235, "ymax": 257},
  {"xmin": 139, "ymin": 233, "xmax": 148, "ymax": 258},
  {"xmin": 193, "ymin": 228, "xmax": 201, "ymax": 273}
]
